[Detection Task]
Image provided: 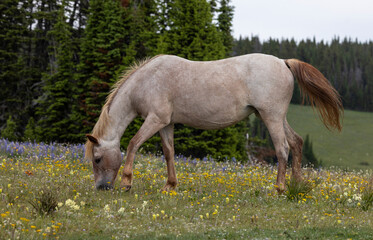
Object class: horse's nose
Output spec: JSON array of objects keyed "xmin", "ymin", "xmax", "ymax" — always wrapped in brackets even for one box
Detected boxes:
[{"xmin": 96, "ymin": 183, "xmax": 113, "ymax": 190}]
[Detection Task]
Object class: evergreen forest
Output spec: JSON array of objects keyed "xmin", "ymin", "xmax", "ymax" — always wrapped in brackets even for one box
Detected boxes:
[{"xmin": 1, "ymin": 0, "xmax": 372, "ymax": 163}]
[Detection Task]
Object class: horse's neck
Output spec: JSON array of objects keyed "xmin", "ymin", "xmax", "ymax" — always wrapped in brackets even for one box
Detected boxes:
[{"xmin": 101, "ymin": 89, "xmax": 137, "ymax": 143}]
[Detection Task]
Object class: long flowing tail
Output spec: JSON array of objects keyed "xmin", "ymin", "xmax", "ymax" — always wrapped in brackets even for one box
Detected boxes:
[{"xmin": 285, "ymin": 59, "xmax": 343, "ymax": 131}]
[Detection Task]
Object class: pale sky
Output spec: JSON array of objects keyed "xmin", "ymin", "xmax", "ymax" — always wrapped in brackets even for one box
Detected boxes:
[{"xmin": 231, "ymin": 0, "xmax": 373, "ymax": 43}]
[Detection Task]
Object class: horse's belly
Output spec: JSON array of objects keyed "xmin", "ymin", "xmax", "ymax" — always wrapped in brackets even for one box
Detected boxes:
[{"xmin": 172, "ymin": 99, "xmax": 254, "ymax": 130}]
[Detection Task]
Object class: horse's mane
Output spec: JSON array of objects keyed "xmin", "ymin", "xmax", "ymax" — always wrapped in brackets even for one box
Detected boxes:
[{"xmin": 85, "ymin": 55, "xmax": 163, "ymax": 160}]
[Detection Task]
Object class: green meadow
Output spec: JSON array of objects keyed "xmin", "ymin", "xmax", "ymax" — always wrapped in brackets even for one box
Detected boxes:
[
  {"xmin": 287, "ymin": 104, "xmax": 373, "ymax": 170},
  {"xmin": 0, "ymin": 146, "xmax": 372, "ymax": 239}
]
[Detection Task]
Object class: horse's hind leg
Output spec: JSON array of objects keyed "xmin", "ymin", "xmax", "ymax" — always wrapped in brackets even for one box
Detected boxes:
[
  {"xmin": 259, "ymin": 111, "xmax": 289, "ymax": 193},
  {"xmin": 284, "ymin": 119, "xmax": 303, "ymax": 182},
  {"xmin": 121, "ymin": 114, "xmax": 169, "ymax": 190},
  {"xmin": 159, "ymin": 124, "xmax": 178, "ymax": 192}
]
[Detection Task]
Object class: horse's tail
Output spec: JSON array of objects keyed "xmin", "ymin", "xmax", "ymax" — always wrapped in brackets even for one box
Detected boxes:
[{"xmin": 285, "ymin": 59, "xmax": 343, "ymax": 131}]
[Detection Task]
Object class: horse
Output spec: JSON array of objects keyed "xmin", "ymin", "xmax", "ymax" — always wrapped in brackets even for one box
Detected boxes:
[{"xmin": 85, "ymin": 53, "xmax": 343, "ymax": 192}]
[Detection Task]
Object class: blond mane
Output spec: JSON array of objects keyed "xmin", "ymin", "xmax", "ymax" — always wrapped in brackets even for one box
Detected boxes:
[{"xmin": 85, "ymin": 55, "xmax": 163, "ymax": 160}]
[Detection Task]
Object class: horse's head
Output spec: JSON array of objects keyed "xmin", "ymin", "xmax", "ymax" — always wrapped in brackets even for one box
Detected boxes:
[{"xmin": 85, "ymin": 134, "xmax": 122, "ymax": 190}]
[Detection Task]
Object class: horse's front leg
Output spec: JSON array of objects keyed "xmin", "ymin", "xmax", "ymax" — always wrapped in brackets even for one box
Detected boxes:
[
  {"xmin": 159, "ymin": 124, "xmax": 178, "ymax": 192},
  {"xmin": 121, "ymin": 114, "xmax": 169, "ymax": 191}
]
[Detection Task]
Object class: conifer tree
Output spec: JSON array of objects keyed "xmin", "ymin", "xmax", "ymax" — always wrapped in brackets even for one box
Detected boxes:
[
  {"xmin": 0, "ymin": 0, "xmax": 29, "ymax": 131},
  {"xmin": 157, "ymin": 0, "xmax": 225, "ymax": 60},
  {"xmin": 1, "ymin": 116, "xmax": 17, "ymax": 141},
  {"xmin": 217, "ymin": 0, "xmax": 234, "ymax": 56},
  {"xmin": 24, "ymin": 117, "xmax": 37, "ymax": 141},
  {"xmin": 130, "ymin": 0, "xmax": 160, "ymax": 58},
  {"xmin": 74, "ymin": 0, "xmax": 136, "ymax": 137},
  {"xmin": 36, "ymin": 1, "xmax": 78, "ymax": 143}
]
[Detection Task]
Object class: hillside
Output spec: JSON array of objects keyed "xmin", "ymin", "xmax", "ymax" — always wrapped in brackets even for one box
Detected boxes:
[{"xmin": 286, "ymin": 104, "xmax": 373, "ymax": 170}]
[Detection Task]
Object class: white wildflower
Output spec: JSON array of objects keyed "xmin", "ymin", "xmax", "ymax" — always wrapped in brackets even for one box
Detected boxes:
[
  {"xmin": 65, "ymin": 199, "xmax": 80, "ymax": 211},
  {"xmin": 142, "ymin": 201, "xmax": 148, "ymax": 209},
  {"xmin": 118, "ymin": 207, "xmax": 125, "ymax": 214},
  {"xmin": 104, "ymin": 204, "xmax": 110, "ymax": 213}
]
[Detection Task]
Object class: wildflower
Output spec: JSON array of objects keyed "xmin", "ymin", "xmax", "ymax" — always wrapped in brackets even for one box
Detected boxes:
[
  {"xmin": 152, "ymin": 214, "xmax": 157, "ymax": 220},
  {"xmin": 232, "ymin": 216, "xmax": 236, "ymax": 221},
  {"xmin": 353, "ymin": 194, "xmax": 362, "ymax": 201},
  {"xmin": 161, "ymin": 210, "xmax": 165, "ymax": 215},
  {"xmin": 104, "ymin": 204, "xmax": 110, "ymax": 213},
  {"xmin": 226, "ymin": 197, "xmax": 229, "ymax": 203},
  {"xmin": 65, "ymin": 199, "xmax": 79, "ymax": 210},
  {"xmin": 65, "ymin": 199, "xmax": 75, "ymax": 207},
  {"xmin": 199, "ymin": 215, "xmax": 203, "ymax": 220},
  {"xmin": 0, "ymin": 189, "xmax": 2, "ymax": 193},
  {"xmin": 20, "ymin": 217, "xmax": 30, "ymax": 222},
  {"xmin": 135, "ymin": 194, "xmax": 138, "ymax": 200},
  {"xmin": 72, "ymin": 204, "xmax": 80, "ymax": 210},
  {"xmin": 57, "ymin": 202, "xmax": 63, "ymax": 208},
  {"xmin": 206, "ymin": 213, "xmax": 209, "ymax": 219},
  {"xmin": 80, "ymin": 201, "xmax": 85, "ymax": 206},
  {"xmin": 118, "ymin": 207, "xmax": 125, "ymax": 214}
]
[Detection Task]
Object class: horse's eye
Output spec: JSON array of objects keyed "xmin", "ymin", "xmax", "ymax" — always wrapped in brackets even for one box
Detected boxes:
[{"xmin": 95, "ymin": 158, "xmax": 102, "ymax": 164}]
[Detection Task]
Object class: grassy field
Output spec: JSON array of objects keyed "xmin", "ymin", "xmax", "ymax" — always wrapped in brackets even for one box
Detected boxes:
[
  {"xmin": 286, "ymin": 104, "xmax": 373, "ymax": 170},
  {"xmin": 1, "ymin": 139, "xmax": 373, "ymax": 239}
]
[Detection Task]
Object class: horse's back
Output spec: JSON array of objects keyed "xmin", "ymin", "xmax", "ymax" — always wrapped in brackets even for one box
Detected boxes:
[{"xmin": 131, "ymin": 54, "xmax": 294, "ymax": 129}]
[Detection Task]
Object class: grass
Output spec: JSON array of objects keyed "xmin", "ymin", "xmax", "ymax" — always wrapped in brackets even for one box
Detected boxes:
[
  {"xmin": 287, "ymin": 104, "xmax": 373, "ymax": 170},
  {"xmin": 1, "ymin": 139, "xmax": 373, "ymax": 239}
]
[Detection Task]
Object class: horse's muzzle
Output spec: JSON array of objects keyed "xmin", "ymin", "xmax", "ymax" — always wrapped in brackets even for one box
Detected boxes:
[{"xmin": 96, "ymin": 183, "xmax": 114, "ymax": 190}]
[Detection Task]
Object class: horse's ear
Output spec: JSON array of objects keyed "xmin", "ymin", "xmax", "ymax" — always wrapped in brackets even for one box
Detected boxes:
[{"xmin": 86, "ymin": 134, "xmax": 99, "ymax": 145}]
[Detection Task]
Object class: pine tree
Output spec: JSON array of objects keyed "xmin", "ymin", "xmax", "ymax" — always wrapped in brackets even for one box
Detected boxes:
[
  {"xmin": 217, "ymin": 0, "xmax": 234, "ymax": 56},
  {"xmin": 130, "ymin": 0, "xmax": 160, "ymax": 58},
  {"xmin": 74, "ymin": 0, "xmax": 136, "ymax": 137},
  {"xmin": 157, "ymin": 0, "xmax": 225, "ymax": 60},
  {"xmin": 36, "ymin": 1, "xmax": 78, "ymax": 143},
  {"xmin": 24, "ymin": 117, "xmax": 37, "ymax": 141},
  {"xmin": 0, "ymin": 0, "xmax": 29, "ymax": 132},
  {"xmin": 1, "ymin": 116, "xmax": 17, "ymax": 141}
]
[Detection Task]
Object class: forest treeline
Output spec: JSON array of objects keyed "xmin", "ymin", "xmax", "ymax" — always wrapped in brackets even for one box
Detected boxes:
[
  {"xmin": 1, "ymin": 0, "xmax": 372, "ymax": 162},
  {"xmin": 1, "ymin": 0, "xmax": 249, "ymax": 160}
]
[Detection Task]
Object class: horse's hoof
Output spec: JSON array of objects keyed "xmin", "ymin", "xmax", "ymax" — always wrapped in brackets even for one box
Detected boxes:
[
  {"xmin": 121, "ymin": 185, "xmax": 132, "ymax": 191},
  {"xmin": 160, "ymin": 183, "xmax": 177, "ymax": 192}
]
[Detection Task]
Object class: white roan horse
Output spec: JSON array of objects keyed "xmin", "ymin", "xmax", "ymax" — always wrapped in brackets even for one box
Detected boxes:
[{"xmin": 85, "ymin": 54, "xmax": 343, "ymax": 192}]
